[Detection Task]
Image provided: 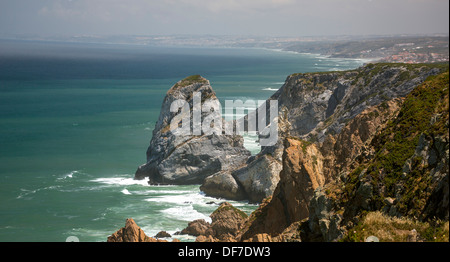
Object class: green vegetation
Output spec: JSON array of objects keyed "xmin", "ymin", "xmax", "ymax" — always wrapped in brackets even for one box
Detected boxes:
[
  {"xmin": 213, "ymin": 203, "xmax": 248, "ymax": 220},
  {"xmin": 296, "ymin": 139, "xmax": 313, "ymax": 154},
  {"xmin": 342, "ymin": 70, "xmax": 449, "ymax": 218},
  {"xmin": 173, "ymin": 75, "xmax": 208, "ymax": 89},
  {"xmin": 284, "ymin": 36, "xmax": 449, "ymax": 62},
  {"xmin": 353, "ymin": 62, "xmax": 448, "ymax": 87}
]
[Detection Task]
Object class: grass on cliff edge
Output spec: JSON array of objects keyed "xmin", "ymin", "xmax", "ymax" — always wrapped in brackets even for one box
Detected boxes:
[
  {"xmin": 173, "ymin": 75, "xmax": 208, "ymax": 89},
  {"xmin": 342, "ymin": 70, "xmax": 449, "ymax": 218},
  {"xmin": 212, "ymin": 203, "xmax": 249, "ymax": 220},
  {"xmin": 342, "ymin": 211, "xmax": 449, "ymax": 242},
  {"xmin": 289, "ymin": 62, "xmax": 449, "ymax": 78}
]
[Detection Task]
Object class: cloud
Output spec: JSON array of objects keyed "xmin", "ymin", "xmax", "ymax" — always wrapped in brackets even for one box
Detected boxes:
[
  {"xmin": 36, "ymin": 0, "xmax": 298, "ymax": 20},
  {"xmin": 38, "ymin": 0, "xmax": 143, "ymax": 22},
  {"xmin": 186, "ymin": 0, "xmax": 296, "ymax": 13},
  {"xmin": 1, "ymin": 0, "xmax": 448, "ymax": 36}
]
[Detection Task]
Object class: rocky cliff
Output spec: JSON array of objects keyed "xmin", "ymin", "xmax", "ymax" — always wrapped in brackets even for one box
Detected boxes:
[
  {"xmin": 126, "ymin": 63, "xmax": 448, "ymax": 242},
  {"xmin": 182, "ymin": 63, "xmax": 448, "ymax": 242},
  {"xmin": 235, "ymin": 65, "xmax": 449, "ymax": 242},
  {"xmin": 200, "ymin": 63, "xmax": 447, "ymax": 202}
]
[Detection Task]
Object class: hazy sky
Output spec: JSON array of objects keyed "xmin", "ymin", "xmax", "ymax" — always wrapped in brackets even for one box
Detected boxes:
[{"xmin": 0, "ymin": 0, "xmax": 448, "ymax": 37}]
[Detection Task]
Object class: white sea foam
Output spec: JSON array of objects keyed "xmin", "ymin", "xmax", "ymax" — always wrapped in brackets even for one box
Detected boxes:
[
  {"xmin": 133, "ymin": 189, "xmax": 194, "ymax": 195},
  {"xmin": 17, "ymin": 186, "xmax": 60, "ymax": 199},
  {"xmin": 327, "ymin": 68, "xmax": 342, "ymax": 71},
  {"xmin": 91, "ymin": 176, "xmax": 150, "ymax": 187},
  {"xmin": 243, "ymin": 132, "xmax": 261, "ymax": 154},
  {"xmin": 16, "ymin": 188, "xmax": 38, "ymax": 199},
  {"xmin": 58, "ymin": 170, "xmax": 80, "ymax": 180},
  {"xmin": 145, "ymin": 194, "xmax": 196, "ymax": 205},
  {"xmin": 162, "ymin": 206, "xmax": 212, "ymax": 223},
  {"xmin": 121, "ymin": 189, "xmax": 131, "ymax": 195},
  {"xmin": 145, "ymin": 191, "xmax": 219, "ymax": 207},
  {"xmin": 262, "ymin": 87, "xmax": 278, "ymax": 91}
]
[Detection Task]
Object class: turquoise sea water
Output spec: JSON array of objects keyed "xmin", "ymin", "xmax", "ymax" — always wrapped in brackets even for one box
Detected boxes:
[{"xmin": 0, "ymin": 40, "xmax": 364, "ymax": 242}]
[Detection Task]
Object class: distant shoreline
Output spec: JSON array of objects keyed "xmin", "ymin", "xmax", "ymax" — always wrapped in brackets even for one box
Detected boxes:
[{"xmin": 1, "ymin": 34, "xmax": 448, "ymax": 66}]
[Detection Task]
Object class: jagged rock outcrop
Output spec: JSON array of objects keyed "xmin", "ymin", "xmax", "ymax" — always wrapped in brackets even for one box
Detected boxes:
[
  {"xmin": 200, "ymin": 93, "xmax": 289, "ymax": 202},
  {"xmin": 207, "ymin": 202, "xmax": 248, "ymax": 241},
  {"xmin": 135, "ymin": 75, "xmax": 251, "ymax": 184},
  {"xmin": 307, "ymin": 187, "xmax": 344, "ymax": 242},
  {"xmin": 200, "ymin": 150, "xmax": 283, "ymax": 202},
  {"xmin": 180, "ymin": 202, "xmax": 248, "ymax": 242},
  {"xmin": 107, "ymin": 218, "xmax": 179, "ymax": 242}
]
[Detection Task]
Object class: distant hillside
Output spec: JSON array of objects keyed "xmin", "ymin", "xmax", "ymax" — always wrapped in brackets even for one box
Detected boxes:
[{"xmin": 283, "ymin": 36, "xmax": 449, "ymax": 63}]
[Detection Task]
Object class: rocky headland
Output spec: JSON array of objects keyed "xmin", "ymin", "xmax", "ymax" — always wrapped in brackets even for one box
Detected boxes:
[{"xmin": 111, "ymin": 62, "xmax": 449, "ymax": 242}]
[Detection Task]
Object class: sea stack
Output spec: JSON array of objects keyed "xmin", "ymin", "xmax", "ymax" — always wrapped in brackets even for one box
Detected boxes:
[{"xmin": 134, "ymin": 75, "xmax": 251, "ymax": 184}]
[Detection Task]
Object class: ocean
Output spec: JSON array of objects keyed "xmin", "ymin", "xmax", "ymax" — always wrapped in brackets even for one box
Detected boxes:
[{"xmin": 0, "ymin": 39, "xmax": 364, "ymax": 242}]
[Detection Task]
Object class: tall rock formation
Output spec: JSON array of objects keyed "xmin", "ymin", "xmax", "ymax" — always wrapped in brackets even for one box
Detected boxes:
[{"xmin": 135, "ymin": 75, "xmax": 251, "ymax": 184}]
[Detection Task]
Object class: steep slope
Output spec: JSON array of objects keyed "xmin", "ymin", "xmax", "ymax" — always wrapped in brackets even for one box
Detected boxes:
[
  {"xmin": 235, "ymin": 65, "xmax": 449, "ymax": 242},
  {"xmin": 307, "ymin": 70, "xmax": 449, "ymax": 242},
  {"xmin": 342, "ymin": 71, "xmax": 449, "ymax": 221}
]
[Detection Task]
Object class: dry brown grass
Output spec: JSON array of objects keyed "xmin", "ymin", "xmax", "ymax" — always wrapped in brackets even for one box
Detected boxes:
[{"xmin": 343, "ymin": 211, "xmax": 449, "ymax": 242}]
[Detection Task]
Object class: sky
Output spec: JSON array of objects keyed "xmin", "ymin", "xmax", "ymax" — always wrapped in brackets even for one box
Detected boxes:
[{"xmin": 0, "ymin": 0, "xmax": 448, "ymax": 37}]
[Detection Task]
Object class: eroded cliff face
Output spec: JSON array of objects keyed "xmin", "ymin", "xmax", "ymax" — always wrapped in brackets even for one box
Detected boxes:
[
  {"xmin": 236, "ymin": 68, "xmax": 449, "ymax": 242},
  {"xmin": 273, "ymin": 63, "xmax": 444, "ymax": 141},
  {"xmin": 236, "ymin": 97, "xmax": 403, "ymax": 240}
]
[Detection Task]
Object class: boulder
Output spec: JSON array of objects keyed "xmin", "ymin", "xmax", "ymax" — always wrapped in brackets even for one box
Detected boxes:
[
  {"xmin": 233, "ymin": 153, "xmax": 283, "ymax": 203},
  {"xmin": 154, "ymin": 231, "xmax": 171, "ymax": 238},
  {"xmin": 200, "ymin": 171, "xmax": 247, "ymax": 200},
  {"xmin": 201, "ymin": 139, "xmax": 284, "ymax": 203},
  {"xmin": 180, "ymin": 219, "xmax": 211, "ymax": 236},
  {"xmin": 195, "ymin": 235, "xmax": 216, "ymax": 242},
  {"xmin": 182, "ymin": 202, "xmax": 248, "ymax": 242},
  {"xmin": 209, "ymin": 202, "xmax": 248, "ymax": 240},
  {"xmin": 107, "ymin": 218, "xmax": 175, "ymax": 242}
]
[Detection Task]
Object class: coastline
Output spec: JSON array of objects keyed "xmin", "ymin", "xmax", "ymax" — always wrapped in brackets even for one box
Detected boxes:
[{"xmin": 4, "ymin": 43, "xmax": 362, "ymax": 242}]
